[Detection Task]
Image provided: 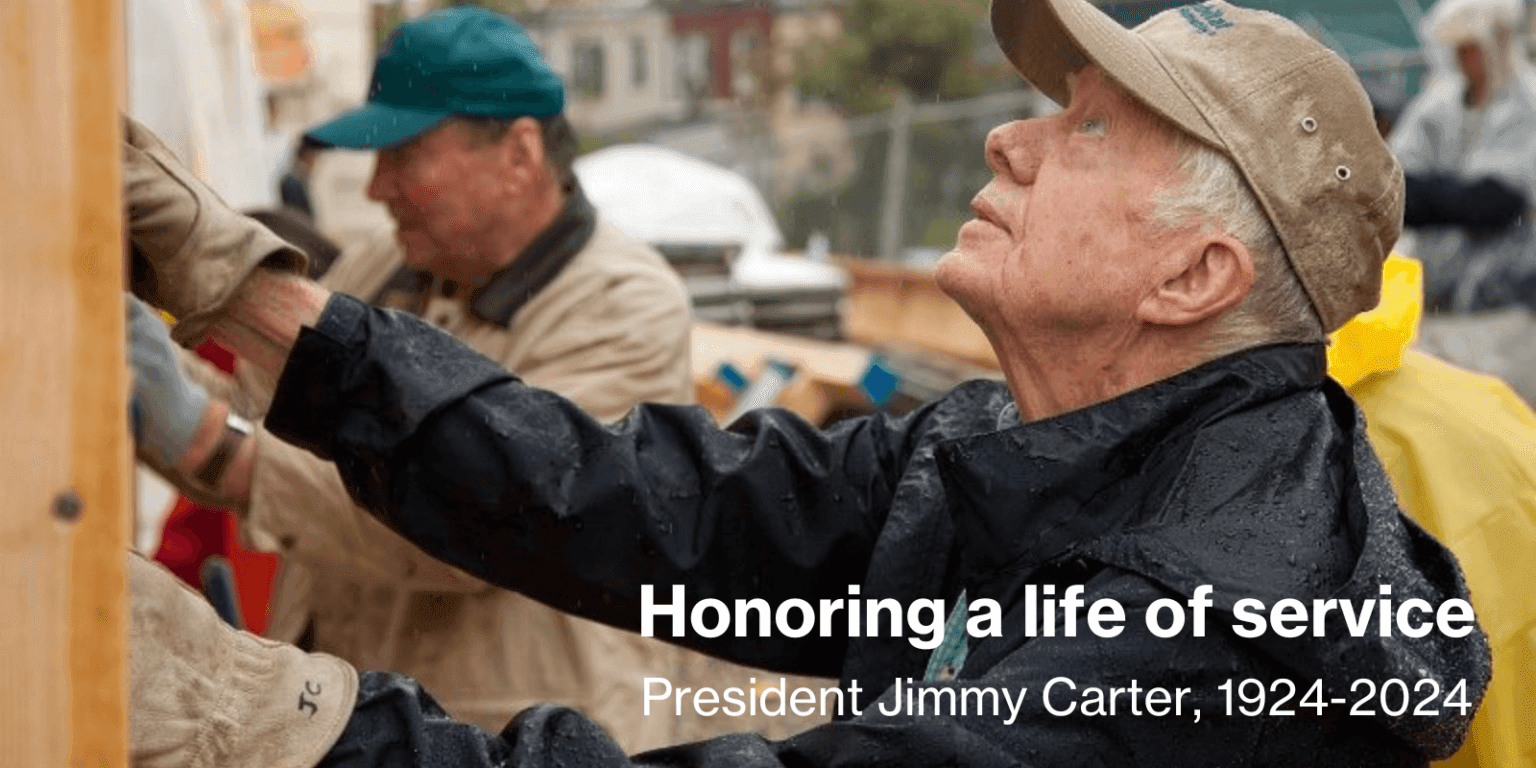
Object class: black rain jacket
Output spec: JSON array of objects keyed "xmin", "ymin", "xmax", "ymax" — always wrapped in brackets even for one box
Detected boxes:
[{"xmin": 269, "ymin": 295, "xmax": 1491, "ymax": 768}]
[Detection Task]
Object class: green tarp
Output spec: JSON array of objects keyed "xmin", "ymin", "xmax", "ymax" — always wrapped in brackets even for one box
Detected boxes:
[
  {"xmin": 1099, "ymin": 0, "xmax": 1420, "ymax": 51},
  {"xmin": 1097, "ymin": 0, "xmax": 1428, "ymax": 97}
]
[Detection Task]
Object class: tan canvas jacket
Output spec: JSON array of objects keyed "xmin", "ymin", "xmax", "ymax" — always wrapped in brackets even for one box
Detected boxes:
[
  {"xmin": 232, "ymin": 200, "xmax": 831, "ymax": 751},
  {"xmin": 123, "ymin": 115, "xmax": 308, "ymax": 345}
]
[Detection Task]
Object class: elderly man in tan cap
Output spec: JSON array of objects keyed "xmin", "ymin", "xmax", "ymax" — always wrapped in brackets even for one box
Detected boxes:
[{"xmin": 127, "ymin": 0, "xmax": 1491, "ymax": 766}]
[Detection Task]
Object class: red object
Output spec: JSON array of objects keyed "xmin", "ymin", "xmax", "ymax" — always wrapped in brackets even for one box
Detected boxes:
[
  {"xmin": 150, "ymin": 339, "xmax": 280, "ymax": 634},
  {"xmin": 196, "ymin": 337, "xmax": 236, "ymax": 372},
  {"xmin": 153, "ymin": 496, "xmax": 225, "ymax": 589},
  {"xmin": 671, "ymin": 4, "xmax": 773, "ymax": 99}
]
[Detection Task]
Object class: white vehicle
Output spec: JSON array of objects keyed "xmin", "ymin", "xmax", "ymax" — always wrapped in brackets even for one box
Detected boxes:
[{"xmin": 576, "ymin": 144, "xmax": 848, "ymax": 338}]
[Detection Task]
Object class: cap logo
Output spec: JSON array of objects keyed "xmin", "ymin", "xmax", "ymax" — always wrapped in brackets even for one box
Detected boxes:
[{"xmin": 1178, "ymin": 2, "xmax": 1234, "ymax": 35}]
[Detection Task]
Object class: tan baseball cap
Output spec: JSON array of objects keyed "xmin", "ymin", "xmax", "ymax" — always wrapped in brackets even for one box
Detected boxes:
[{"xmin": 991, "ymin": 0, "xmax": 1404, "ymax": 333}]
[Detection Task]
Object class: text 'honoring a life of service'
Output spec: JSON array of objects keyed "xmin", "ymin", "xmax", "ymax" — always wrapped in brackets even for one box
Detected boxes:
[{"xmin": 640, "ymin": 584, "xmax": 1478, "ymax": 650}]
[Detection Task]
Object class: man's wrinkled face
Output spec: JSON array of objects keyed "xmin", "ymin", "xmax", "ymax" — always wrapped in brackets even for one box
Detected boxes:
[
  {"xmin": 935, "ymin": 67, "xmax": 1188, "ymax": 340},
  {"xmin": 367, "ymin": 122, "xmax": 508, "ymax": 273}
]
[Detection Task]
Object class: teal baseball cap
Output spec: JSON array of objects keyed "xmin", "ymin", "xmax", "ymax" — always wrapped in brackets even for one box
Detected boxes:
[{"xmin": 306, "ymin": 6, "xmax": 564, "ymax": 150}]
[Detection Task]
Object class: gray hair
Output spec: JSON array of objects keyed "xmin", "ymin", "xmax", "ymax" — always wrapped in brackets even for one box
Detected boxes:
[
  {"xmin": 454, "ymin": 114, "xmax": 580, "ymax": 193},
  {"xmin": 1152, "ymin": 136, "xmax": 1323, "ymax": 357}
]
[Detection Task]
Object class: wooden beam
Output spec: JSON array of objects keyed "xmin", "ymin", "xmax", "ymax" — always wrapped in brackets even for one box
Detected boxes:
[
  {"xmin": 692, "ymin": 321, "xmax": 876, "ymax": 390},
  {"xmin": 691, "ymin": 322, "xmax": 879, "ymax": 425},
  {"xmin": 1, "ymin": 0, "xmax": 129, "ymax": 761}
]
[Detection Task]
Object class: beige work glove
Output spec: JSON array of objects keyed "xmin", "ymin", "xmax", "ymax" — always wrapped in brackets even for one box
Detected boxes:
[
  {"xmin": 129, "ymin": 551, "xmax": 356, "ymax": 768},
  {"xmin": 123, "ymin": 116, "xmax": 308, "ymax": 345}
]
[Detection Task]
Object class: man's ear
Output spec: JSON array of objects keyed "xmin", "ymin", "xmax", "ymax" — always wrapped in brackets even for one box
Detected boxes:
[
  {"xmin": 1137, "ymin": 234, "xmax": 1254, "ymax": 326},
  {"xmin": 498, "ymin": 117, "xmax": 547, "ymax": 190}
]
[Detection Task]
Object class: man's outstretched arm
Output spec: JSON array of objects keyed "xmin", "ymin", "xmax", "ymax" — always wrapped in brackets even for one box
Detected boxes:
[{"xmin": 203, "ymin": 281, "xmax": 918, "ymax": 673}]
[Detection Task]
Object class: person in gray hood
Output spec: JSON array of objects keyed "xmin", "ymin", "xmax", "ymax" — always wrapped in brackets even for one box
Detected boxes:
[{"xmin": 126, "ymin": 0, "xmax": 1490, "ymax": 766}]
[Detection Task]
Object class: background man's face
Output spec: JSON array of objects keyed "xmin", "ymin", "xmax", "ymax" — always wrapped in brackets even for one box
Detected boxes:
[
  {"xmin": 936, "ymin": 67, "xmax": 1189, "ymax": 343},
  {"xmin": 1456, "ymin": 40, "xmax": 1489, "ymax": 94},
  {"xmin": 367, "ymin": 122, "xmax": 509, "ymax": 275}
]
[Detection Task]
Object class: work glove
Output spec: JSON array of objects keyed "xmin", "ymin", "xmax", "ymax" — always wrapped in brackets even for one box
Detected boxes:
[
  {"xmin": 129, "ymin": 550, "xmax": 357, "ymax": 768},
  {"xmin": 127, "ymin": 293, "xmax": 208, "ymax": 467},
  {"xmin": 124, "ymin": 116, "xmax": 308, "ymax": 345}
]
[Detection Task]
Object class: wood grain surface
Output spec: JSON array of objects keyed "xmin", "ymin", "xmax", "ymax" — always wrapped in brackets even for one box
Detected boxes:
[{"xmin": 1, "ymin": 0, "xmax": 129, "ymax": 762}]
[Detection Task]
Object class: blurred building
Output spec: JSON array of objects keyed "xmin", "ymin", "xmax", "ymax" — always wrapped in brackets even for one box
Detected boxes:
[
  {"xmin": 518, "ymin": 0, "xmax": 690, "ymax": 133},
  {"xmin": 127, "ymin": 0, "xmax": 860, "ymax": 251},
  {"xmin": 649, "ymin": 0, "xmax": 853, "ymax": 204},
  {"xmin": 666, "ymin": 0, "xmax": 774, "ymax": 106},
  {"xmin": 510, "ymin": 0, "xmax": 853, "ymax": 208}
]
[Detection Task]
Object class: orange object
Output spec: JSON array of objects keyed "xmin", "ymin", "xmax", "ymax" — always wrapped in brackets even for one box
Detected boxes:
[{"xmin": 249, "ymin": 0, "xmax": 312, "ymax": 84}]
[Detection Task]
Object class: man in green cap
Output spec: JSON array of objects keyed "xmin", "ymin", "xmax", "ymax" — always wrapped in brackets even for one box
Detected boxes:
[{"xmin": 136, "ymin": 4, "xmax": 825, "ymax": 751}]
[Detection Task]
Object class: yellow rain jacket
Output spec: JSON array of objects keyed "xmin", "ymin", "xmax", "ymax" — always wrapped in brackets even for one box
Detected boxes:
[{"xmin": 1330, "ymin": 255, "xmax": 1536, "ymax": 768}]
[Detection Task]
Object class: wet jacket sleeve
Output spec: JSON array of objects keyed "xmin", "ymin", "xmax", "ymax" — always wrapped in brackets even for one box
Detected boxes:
[{"xmin": 265, "ymin": 294, "xmax": 918, "ymax": 676}]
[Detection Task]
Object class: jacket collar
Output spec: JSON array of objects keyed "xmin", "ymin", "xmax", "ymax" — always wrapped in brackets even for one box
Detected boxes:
[
  {"xmin": 469, "ymin": 183, "xmax": 598, "ymax": 326},
  {"xmin": 371, "ymin": 183, "xmax": 599, "ymax": 326},
  {"xmin": 935, "ymin": 343, "xmax": 1328, "ymax": 583}
]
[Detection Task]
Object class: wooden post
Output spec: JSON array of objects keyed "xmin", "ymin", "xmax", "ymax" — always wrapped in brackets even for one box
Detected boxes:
[{"xmin": 1, "ymin": 0, "xmax": 129, "ymax": 761}]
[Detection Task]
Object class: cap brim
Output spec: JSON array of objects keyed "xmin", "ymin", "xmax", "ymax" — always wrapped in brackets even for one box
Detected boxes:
[
  {"xmin": 304, "ymin": 101, "xmax": 452, "ymax": 150},
  {"xmin": 992, "ymin": 0, "xmax": 1223, "ymax": 148}
]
